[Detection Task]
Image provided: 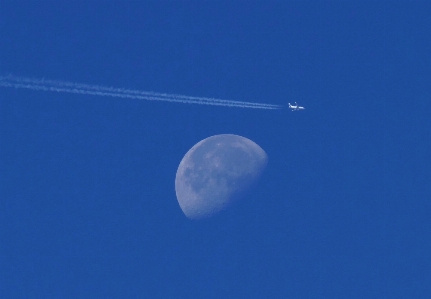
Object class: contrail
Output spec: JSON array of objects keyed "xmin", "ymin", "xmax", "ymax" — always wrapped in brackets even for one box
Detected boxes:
[{"xmin": 0, "ymin": 75, "xmax": 281, "ymax": 110}]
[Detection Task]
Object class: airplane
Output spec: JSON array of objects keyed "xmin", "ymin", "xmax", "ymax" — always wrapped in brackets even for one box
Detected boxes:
[{"xmin": 288, "ymin": 102, "xmax": 305, "ymax": 111}]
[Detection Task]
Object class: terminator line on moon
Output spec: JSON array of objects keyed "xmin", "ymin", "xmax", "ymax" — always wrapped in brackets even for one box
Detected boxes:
[{"xmin": 175, "ymin": 134, "xmax": 268, "ymax": 219}]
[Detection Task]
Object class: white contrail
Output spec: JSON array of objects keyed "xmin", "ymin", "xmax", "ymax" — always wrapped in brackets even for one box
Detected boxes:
[{"xmin": 0, "ymin": 75, "xmax": 282, "ymax": 110}]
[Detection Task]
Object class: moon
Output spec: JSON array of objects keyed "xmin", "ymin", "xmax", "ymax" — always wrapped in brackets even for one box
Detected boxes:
[{"xmin": 175, "ymin": 134, "xmax": 268, "ymax": 220}]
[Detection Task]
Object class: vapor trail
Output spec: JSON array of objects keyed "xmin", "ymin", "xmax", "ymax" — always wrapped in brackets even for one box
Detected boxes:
[{"xmin": 0, "ymin": 75, "xmax": 281, "ymax": 110}]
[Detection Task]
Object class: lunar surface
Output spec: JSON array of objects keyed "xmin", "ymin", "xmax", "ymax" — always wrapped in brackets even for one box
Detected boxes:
[{"xmin": 175, "ymin": 134, "xmax": 268, "ymax": 220}]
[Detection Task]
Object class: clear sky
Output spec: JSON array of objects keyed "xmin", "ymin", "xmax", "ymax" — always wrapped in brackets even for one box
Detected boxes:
[{"xmin": 1, "ymin": 1, "xmax": 430, "ymax": 298}]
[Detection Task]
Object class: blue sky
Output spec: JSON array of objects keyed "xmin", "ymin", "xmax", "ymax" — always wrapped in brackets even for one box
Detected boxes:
[{"xmin": 1, "ymin": 1, "xmax": 430, "ymax": 298}]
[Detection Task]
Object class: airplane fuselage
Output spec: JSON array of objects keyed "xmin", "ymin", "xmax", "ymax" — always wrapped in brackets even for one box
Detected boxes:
[{"xmin": 288, "ymin": 102, "xmax": 305, "ymax": 111}]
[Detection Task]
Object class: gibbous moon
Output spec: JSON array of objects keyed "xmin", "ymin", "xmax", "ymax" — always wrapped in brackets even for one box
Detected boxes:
[{"xmin": 175, "ymin": 134, "xmax": 268, "ymax": 220}]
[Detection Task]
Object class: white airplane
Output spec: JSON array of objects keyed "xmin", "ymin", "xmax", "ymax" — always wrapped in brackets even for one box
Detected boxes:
[{"xmin": 288, "ymin": 102, "xmax": 305, "ymax": 111}]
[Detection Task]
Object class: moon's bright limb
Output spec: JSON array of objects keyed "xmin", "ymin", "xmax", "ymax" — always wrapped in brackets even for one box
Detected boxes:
[{"xmin": 0, "ymin": 75, "xmax": 281, "ymax": 110}]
